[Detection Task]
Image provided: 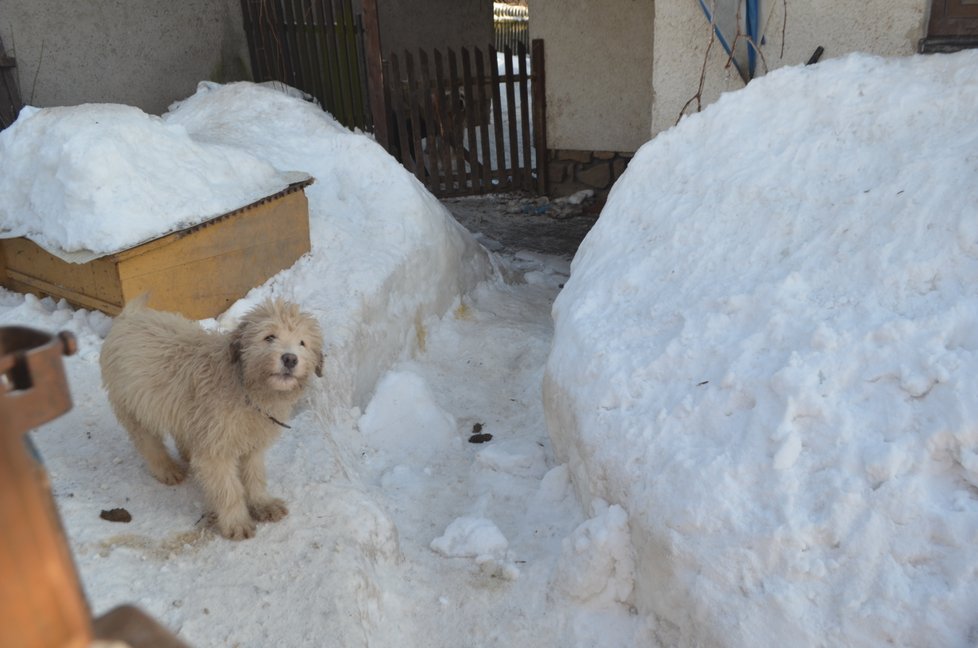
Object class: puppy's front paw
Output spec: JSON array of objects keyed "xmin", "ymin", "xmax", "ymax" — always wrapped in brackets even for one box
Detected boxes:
[
  {"xmin": 219, "ymin": 518, "xmax": 257, "ymax": 540},
  {"xmin": 150, "ymin": 461, "xmax": 187, "ymax": 486},
  {"xmin": 250, "ymin": 498, "xmax": 289, "ymax": 523}
]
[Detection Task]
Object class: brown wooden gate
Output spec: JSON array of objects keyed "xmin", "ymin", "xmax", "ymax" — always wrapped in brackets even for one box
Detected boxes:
[
  {"xmin": 239, "ymin": 1, "xmax": 547, "ymax": 197},
  {"xmin": 239, "ymin": 0, "xmax": 385, "ymax": 136},
  {"xmin": 384, "ymin": 40, "xmax": 547, "ymax": 197}
]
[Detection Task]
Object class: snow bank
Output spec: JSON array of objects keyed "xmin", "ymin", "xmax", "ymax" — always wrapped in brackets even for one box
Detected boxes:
[
  {"xmin": 545, "ymin": 51, "xmax": 978, "ymax": 647},
  {"xmin": 0, "ymin": 103, "xmax": 299, "ymax": 258},
  {"xmin": 162, "ymin": 82, "xmax": 493, "ymax": 411}
]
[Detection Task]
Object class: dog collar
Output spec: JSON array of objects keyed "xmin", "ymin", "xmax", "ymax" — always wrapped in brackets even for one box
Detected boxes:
[{"xmin": 245, "ymin": 395, "xmax": 292, "ymax": 429}]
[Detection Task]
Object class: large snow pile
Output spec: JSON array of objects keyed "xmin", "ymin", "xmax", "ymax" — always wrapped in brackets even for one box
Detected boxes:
[
  {"xmin": 545, "ymin": 50, "xmax": 978, "ymax": 647},
  {"xmin": 0, "ymin": 103, "xmax": 301, "ymax": 258}
]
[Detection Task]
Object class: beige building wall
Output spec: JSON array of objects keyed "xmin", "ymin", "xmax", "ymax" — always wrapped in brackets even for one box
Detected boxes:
[
  {"xmin": 530, "ymin": 0, "xmax": 655, "ymax": 153},
  {"xmin": 531, "ymin": 0, "xmax": 929, "ymax": 154},
  {"xmin": 652, "ymin": 0, "xmax": 930, "ymax": 136},
  {"xmin": 0, "ymin": 0, "xmax": 250, "ymax": 115}
]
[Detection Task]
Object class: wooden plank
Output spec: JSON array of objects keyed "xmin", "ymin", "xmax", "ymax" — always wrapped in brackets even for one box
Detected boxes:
[
  {"xmin": 0, "ymin": 431, "xmax": 93, "ymax": 648},
  {"xmin": 239, "ymin": 0, "xmax": 262, "ymax": 81},
  {"xmin": 338, "ymin": 0, "xmax": 365, "ymax": 127},
  {"xmin": 404, "ymin": 51, "xmax": 426, "ymax": 183},
  {"xmin": 433, "ymin": 49, "xmax": 457, "ymax": 193},
  {"xmin": 459, "ymin": 48, "xmax": 482, "ymax": 193},
  {"xmin": 0, "ymin": 239, "xmax": 124, "ymax": 306},
  {"xmin": 517, "ymin": 41, "xmax": 533, "ymax": 191},
  {"xmin": 280, "ymin": 0, "xmax": 301, "ymax": 88},
  {"xmin": 446, "ymin": 48, "xmax": 470, "ymax": 194},
  {"xmin": 361, "ymin": 0, "xmax": 387, "ymax": 146},
  {"xmin": 531, "ymin": 39, "xmax": 549, "ymax": 196},
  {"xmin": 0, "ymin": 188, "xmax": 311, "ymax": 320},
  {"xmin": 503, "ymin": 45, "xmax": 520, "ymax": 191},
  {"xmin": 386, "ymin": 54, "xmax": 415, "ymax": 175},
  {"xmin": 487, "ymin": 45, "xmax": 508, "ymax": 190},
  {"xmin": 295, "ymin": 0, "xmax": 317, "ymax": 93},
  {"xmin": 417, "ymin": 49, "xmax": 443, "ymax": 193},
  {"xmin": 309, "ymin": 1, "xmax": 336, "ymax": 117},
  {"xmin": 473, "ymin": 47, "xmax": 494, "ymax": 191},
  {"xmin": 319, "ymin": 0, "xmax": 346, "ymax": 123}
]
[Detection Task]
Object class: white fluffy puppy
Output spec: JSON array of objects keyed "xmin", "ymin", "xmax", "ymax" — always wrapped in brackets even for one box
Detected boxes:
[{"xmin": 100, "ymin": 296, "xmax": 323, "ymax": 540}]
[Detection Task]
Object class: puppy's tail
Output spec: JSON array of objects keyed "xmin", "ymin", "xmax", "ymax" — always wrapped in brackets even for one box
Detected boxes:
[{"xmin": 118, "ymin": 292, "xmax": 151, "ymax": 316}]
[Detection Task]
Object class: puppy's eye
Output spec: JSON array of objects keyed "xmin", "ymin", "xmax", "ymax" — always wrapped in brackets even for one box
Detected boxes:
[
  {"xmin": 264, "ymin": 335, "xmax": 276, "ymax": 343},
  {"xmin": 300, "ymin": 340, "xmax": 306, "ymax": 347}
]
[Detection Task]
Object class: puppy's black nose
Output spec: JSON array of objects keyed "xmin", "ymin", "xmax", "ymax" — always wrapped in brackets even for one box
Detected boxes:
[{"xmin": 281, "ymin": 353, "xmax": 298, "ymax": 370}]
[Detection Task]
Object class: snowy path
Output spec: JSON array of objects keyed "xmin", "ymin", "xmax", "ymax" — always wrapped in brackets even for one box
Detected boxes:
[{"xmin": 335, "ymin": 251, "xmax": 644, "ymax": 645}]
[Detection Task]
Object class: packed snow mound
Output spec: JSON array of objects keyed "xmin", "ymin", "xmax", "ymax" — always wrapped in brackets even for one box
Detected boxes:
[
  {"xmin": 545, "ymin": 50, "xmax": 978, "ymax": 647},
  {"xmin": 0, "ymin": 103, "xmax": 300, "ymax": 257},
  {"xmin": 164, "ymin": 82, "xmax": 493, "ymax": 408}
]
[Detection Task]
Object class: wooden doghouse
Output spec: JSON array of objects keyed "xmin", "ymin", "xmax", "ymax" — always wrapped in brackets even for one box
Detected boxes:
[{"xmin": 0, "ymin": 177, "xmax": 313, "ymax": 320}]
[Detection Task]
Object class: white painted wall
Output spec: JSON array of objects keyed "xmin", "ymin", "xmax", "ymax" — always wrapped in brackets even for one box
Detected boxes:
[
  {"xmin": 530, "ymin": 0, "xmax": 655, "ymax": 153},
  {"xmin": 1, "ymin": 0, "xmax": 250, "ymax": 115}
]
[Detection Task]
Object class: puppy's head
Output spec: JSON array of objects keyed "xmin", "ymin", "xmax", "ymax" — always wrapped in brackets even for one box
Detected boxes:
[{"xmin": 230, "ymin": 300, "xmax": 324, "ymax": 393}]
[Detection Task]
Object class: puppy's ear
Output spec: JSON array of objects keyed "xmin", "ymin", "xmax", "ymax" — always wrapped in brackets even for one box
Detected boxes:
[{"xmin": 315, "ymin": 351, "xmax": 324, "ymax": 378}]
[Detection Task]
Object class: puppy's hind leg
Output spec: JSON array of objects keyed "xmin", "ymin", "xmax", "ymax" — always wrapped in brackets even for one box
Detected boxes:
[
  {"xmin": 240, "ymin": 450, "xmax": 289, "ymax": 523},
  {"xmin": 113, "ymin": 405, "xmax": 186, "ymax": 485},
  {"xmin": 193, "ymin": 454, "xmax": 257, "ymax": 540}
]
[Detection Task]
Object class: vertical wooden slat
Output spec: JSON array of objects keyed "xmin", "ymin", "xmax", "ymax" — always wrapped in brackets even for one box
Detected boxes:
[
  {"xmin": 487, "ymin": 45, "xmax": 507, "ymax": 190},
  {"xmin": 531, "ymin": 39, "xmax": 549, "ymax": 196},
  {"xmin": 473, "ymin": 47, "xmax": 494, "ymax": 191},
  {"xmin": 319, "ymin": 0, "xmax": 345, "ymax": 123},
  {"xmin": 433, "ymin": 49, "xmax": 457, "ymax": 193},
  {"xmin": 296, "ymin": 1, "xmax": 324, "ymax": 105},
  {"xmin": 460, "ymin": 47, "xmax": 482, "ymax": 193},
  {"xmin": 339, "ymin": 0, "xmax": 365, "ymax": 127},
  {"xmin": 404, "ymin": 51, "xmax": 426, "ymax": 183},
  {"xmin": 446, "ymin": 48, "xmax": 469, "ymax": 193},
  {"xmin": 282, "ymin": 0, "xmax": 308, "ymax": 92},
  {"xmin": 240, "ymin": 1, "xmax": 262, "ymax": 82},
  {"xmin": 503, "ymin": 45, "xmax": 520, "ymax": 191},
  {"xmin": 331, "ymin": 0, "xmax": 353, "ymax": 125},
  {"xmin": 387, "ymin": 54, "xmax": 415, "ymax": 175},
  {"xmin": 275, "ymin": 0, "xmax": 295, "ymax": 86},
  {"xmin": 517, "ymin": 41, "xmax": 533, "ymax": 191},
  {"xmin": 361, "ymin": 0, "xmax": 387, "ymax": 144},
  {"xmin": 417, "ymin": 49, "xmax": 443, "ymax": 193}
]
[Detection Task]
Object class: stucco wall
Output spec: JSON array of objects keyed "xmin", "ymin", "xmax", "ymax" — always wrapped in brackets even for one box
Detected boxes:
[
  {"xmin": 530, "ymin": 0, "xmax": 929, "ymax": 153},
  {"xmin": 0, "ymin": 0, "xmax": 250, "ymax": 115},
  {"xmin": 530, "ymin": 0, "xmax": 655, "ymax": 153},
  {"xmin": 652, "ymin": 0, "xmax": 929, "ymax": 137},
  {"xmin": 378, "ymin": 0, "xmax": 492, "ymax": 56}
]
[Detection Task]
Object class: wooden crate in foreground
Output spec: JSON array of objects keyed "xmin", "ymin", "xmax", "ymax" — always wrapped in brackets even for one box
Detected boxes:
[{"xmin": 0, "ymin": 178, "xmax": 313, "ymax": 320}]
